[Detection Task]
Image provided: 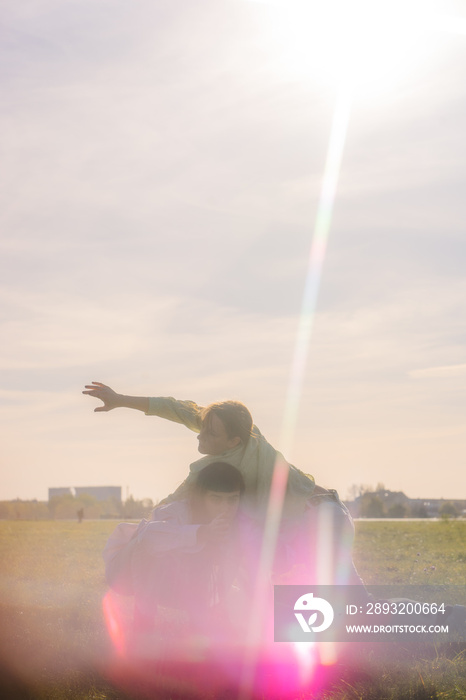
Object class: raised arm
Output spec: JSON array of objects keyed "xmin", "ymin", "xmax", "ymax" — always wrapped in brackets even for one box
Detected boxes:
[
  {"xmin": 83, "ymin": 382, "xmax": 202, "ymax": 432},
  {"xmin": 82, "ymin": 382, "xmax": 149, "ymax": 413}
]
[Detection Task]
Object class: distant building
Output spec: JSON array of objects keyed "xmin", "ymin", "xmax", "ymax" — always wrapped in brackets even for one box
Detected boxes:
[
  {"xmin": 48, "ymin": 486, "xmax": 122, "ymax": 502},
  {"xmin": 75, "ymin": 486, "xmax": 122, "ymax": 502},
  {"xmin": 48, "ymin": 487, "xmax": 74, "ymax": 499},
  {"xmin": 345, "ymin": 489, "xmax": 466, "ymax": 518}
]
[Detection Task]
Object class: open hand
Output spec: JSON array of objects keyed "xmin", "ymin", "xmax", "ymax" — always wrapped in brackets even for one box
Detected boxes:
[{"xmin": 82, "ymin": 382, "xmax": 121, "ymax": 412}]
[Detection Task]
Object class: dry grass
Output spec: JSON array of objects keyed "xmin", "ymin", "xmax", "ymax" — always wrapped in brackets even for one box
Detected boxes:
[{"xmin": 0, "ymin": 519, "xmax": 464, "ymax": 699}]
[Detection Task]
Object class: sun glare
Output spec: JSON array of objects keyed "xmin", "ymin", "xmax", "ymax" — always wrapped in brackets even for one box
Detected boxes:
[{"xmin": 264, "ymin": 0, "xmax": 438, "ymax": 94}]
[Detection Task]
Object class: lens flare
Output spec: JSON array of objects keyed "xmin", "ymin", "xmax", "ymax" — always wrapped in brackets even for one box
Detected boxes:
[
  {"xmin": 102, "ymin": 590, "xmax": 127, "ymax": 658},
  {"xmin": 293, "ymin": 641, "xmax": 317, "ymax": 684},
  {"xmin": 236, "ymin": 87, "xmax": 351, "ymax": 699},
  {"xmin": 257, "ymin": 0, "xmax": 440, "ymax": 94},
  {"xmin": 282, "ymin": 87, "xmax": 351, "ymax": 458}
]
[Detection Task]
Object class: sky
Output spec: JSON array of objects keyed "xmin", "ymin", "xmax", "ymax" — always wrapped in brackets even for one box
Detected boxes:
[{"xmin": 1, "ymin": 0, "xmax": 465, "ymax": 503}]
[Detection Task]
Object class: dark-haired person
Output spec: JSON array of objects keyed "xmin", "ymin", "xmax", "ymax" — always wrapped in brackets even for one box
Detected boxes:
[
  {"xmin": 86, "ymin": 381, "xmax": 363, "ymax": 586},
  {"xmin": 104, "ymin": 462, "xmax": 257, "ymax": 637}
]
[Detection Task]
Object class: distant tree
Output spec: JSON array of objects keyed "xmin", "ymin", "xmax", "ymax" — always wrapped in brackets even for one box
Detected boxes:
[
  {"xmin": 359, "ymin": 494, "xmax": 385, "ymax": 518},
  {"xmin": 439, "ymin": 501, "xmax": 458, "ymax": 519},
  {"xmin": 25, "ymin": 500, "xmax": 49, "ymax": 520},
  {"xmin": 410, "ymin": 503, "xmax": 429, "ymax": 518},
  {"xmin": 346, "ymin": 484, "xmax": 375, "ymax": 503},
  {"xmin": 121, "ymin": 495, "xmax": 154, "ymax": 519},
  {"xmin": 347, "ymin": 484, "xmax": 363, "ymax": 501},
  {"xmin": 49, "ymin": 496, "xmax": 61, "ymax": 520},
  {"xmin": 48, "ymin": 493, "xmax": 100, "ymax": 519},
  {"xmin": 53, "ymin": 493, "xmax": 79, "ymax": 519},
  {"xmin": 387, "ymin": 503, "xmax": 407, "ymax": 518},
  {"xmin": 75, "ymin": 493, "xmax": 101, "ymax": 519},
  {"xmin": 0, "ymin": 501, "xmax": 14, "ymax": 519},
  {"xmin": 79, "ymin": 493, "xmax": 98, "ymax": 508},
  {"xmin": 97, "ymin": 497, "xmax": 123, "ymax": 519}
]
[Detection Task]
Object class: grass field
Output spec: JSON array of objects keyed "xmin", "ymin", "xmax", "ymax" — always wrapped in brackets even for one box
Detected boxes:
[{"xmin": 0, "ymin": 519, "xmax": 465, "ymax": 699}]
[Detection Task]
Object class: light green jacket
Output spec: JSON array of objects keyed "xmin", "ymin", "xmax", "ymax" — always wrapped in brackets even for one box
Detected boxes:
[{"xmin": 146, "ymin": 397, "xmax": 315, "ymax": 521}]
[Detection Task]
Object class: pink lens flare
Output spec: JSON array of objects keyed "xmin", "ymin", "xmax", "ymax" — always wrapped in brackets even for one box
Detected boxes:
[
  {"xmin": 101, "ymin": 582, "xmax": 343, "ymax": 699},
  {"xmin": 102, "ymin": 590, "xmax": 128, "ymax": 658}
]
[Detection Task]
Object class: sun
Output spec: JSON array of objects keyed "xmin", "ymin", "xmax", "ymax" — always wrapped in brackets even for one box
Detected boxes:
[{"xmin": 258, "ymin": 0, "xmax": 439, "ymax": 95}]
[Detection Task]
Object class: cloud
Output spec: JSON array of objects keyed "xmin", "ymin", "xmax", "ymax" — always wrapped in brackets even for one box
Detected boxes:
[
  {"xmin": 0, "ymin": 287, "xmax": 177, "ymax": 371},
  {"xmin": 409, "ymin": 363, "xmax": 466, "ymax": 379},
  {"xmin": 1, "ymin": 0, "xmax": 466, "ymax": 501}
]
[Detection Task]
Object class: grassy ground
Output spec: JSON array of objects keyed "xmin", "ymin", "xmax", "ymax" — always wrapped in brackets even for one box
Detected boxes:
[
  {"xmin": 353, "ymin": 519, "xmax": 466, "ymax": 587},
  {"xmin": 0, "ymin": 520, "xmax": 116, "ymax": 699},
  {"xmin": 0, "ymin": 519, "xmax": 465, "ymax": 699},
  {"xmin": 329, "ymin": 519, "xmax": 466, "ymax": 700}
]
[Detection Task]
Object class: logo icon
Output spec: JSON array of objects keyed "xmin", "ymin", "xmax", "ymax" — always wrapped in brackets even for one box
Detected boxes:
[{"xmin": 294, "ymin": 592, "xmax": 334, "ymax": 633}]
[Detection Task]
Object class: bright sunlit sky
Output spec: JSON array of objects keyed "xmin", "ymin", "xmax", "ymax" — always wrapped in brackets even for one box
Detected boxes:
[{"xmin": 2, "ymin": 0, "xmax": 466, "ymax": 503}]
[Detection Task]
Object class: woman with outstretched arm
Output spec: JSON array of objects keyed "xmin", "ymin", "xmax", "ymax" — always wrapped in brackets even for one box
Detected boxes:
[
  {"xmin": 83, "ymin": 381, "xmax": 316, "ymax": 518},
  {"xmin": 83, "ymin": 381, "xmax": 363, "ymax": 585}
]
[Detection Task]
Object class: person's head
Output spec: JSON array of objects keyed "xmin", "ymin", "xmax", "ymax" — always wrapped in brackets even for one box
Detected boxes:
[
  {"xmin": 190, "ymin": 461, "xmax": 245, "ymax": 523},
  {"xmin": 197, "ymin": 400, "xmax": 253, "ymax": 456}
]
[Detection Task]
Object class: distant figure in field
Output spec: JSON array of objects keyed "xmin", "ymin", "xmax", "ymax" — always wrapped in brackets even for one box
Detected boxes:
[
  {"xmin": 84, "ymin": 381, "xmax": 364, "ymax": 587},
  {"xmin": 104, "ymin": 461, "xmax": 257, "ymax": 635},
  {"xmin": 77, "ymin": 507, "xmax": 84, "ymax": 524}
]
